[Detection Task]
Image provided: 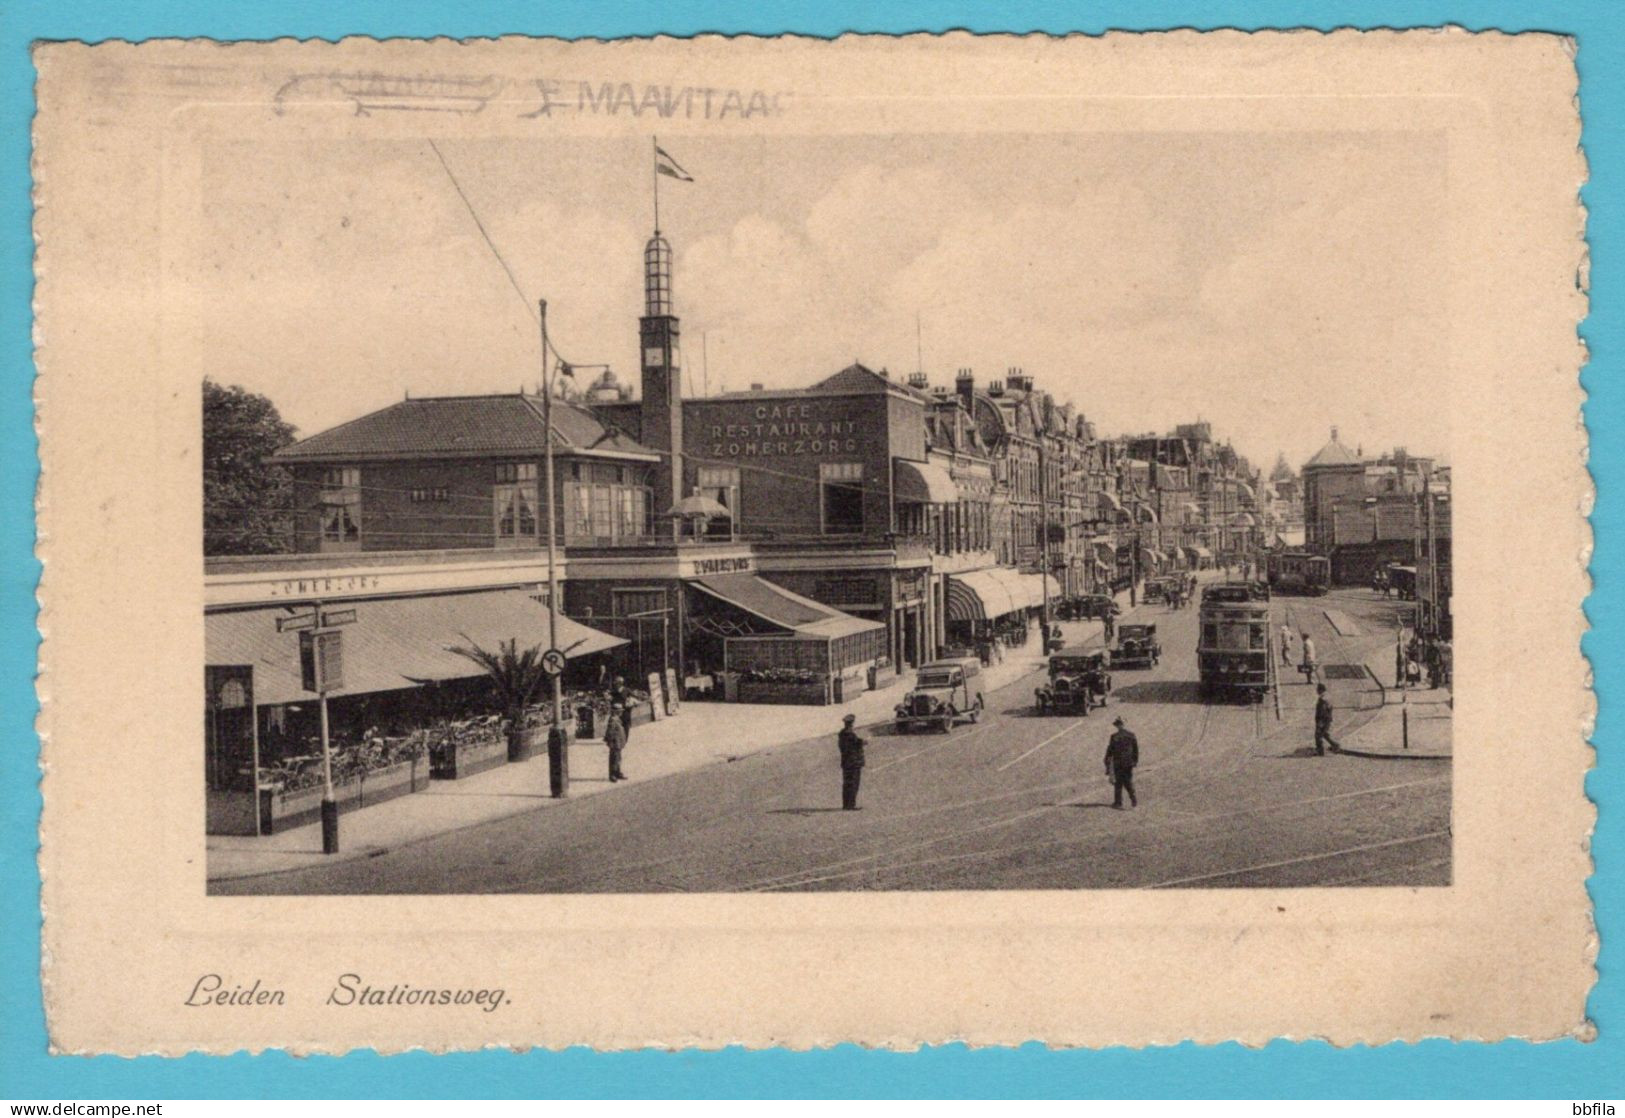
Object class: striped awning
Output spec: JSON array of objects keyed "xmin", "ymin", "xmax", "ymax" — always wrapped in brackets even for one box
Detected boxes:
[
  {"xmin": 893, "ymin": 458, "xmax": 960, "ymax": 504},
  {"xmin": 947, "ymin": 570, "xmax": 1019, "ymax": 622}
]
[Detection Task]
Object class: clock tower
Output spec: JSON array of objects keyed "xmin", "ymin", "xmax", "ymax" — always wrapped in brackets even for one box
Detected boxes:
[{"xmin": 640, "ymin": 231, "xmax": 682, "ymax": 537}]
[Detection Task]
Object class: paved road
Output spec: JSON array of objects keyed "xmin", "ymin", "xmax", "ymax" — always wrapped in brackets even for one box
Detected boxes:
[{"xmin": 218, "ymin": 586, "xmax": 1450, "ymax": 894}]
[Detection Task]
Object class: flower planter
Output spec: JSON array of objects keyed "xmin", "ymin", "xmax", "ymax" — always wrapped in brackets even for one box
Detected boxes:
[
  {"xmin": 256, "ymin": 757, "xmax": 427, "ymax": 834},
  {"xmin": 737, "ymin": 679, "xmax": 832, "ymax": 706},
  {"xmin": 431, "ymin": 734, "xmax": 508, "ymax": 781}
]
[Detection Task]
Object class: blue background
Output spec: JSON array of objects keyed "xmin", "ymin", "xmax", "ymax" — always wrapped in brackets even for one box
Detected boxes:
[{"xmin": 1, "ymin": 0, "xmax": 1616, "ymax": 1100}]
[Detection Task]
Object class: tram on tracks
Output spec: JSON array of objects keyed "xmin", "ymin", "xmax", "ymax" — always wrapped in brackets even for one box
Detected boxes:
[
  {"xmin": 1265, "ymin": 550, "xmax": 1331, "ymax": 596},
  {"xmin": 1198, "ymin": 582, "xmax": 1275, "ymax": 702}
]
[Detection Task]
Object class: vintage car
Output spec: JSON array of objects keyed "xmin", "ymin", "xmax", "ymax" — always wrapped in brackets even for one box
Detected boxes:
[
  {"xmin": 1112, "ymin": 623, "xmax": 1161, "ymax": 668},
  {"xmin": 1142, "ymin": 577, "xmax": 1171, "ymax": 604},
  {"xmin": 1035, "ymin": 650, "xmax": 1112, "ymax": 714},
  {"xmin": 1061, "ymin": 593, "xmax": 1121, "ymax": 622},
  {"xmin": 894, "ymin": 657, "xmax": 987, "ymax": 733}
]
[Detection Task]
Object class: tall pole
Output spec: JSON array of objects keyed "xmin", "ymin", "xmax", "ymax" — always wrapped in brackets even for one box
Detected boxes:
[
  {"xmin": 540, "ymin": 299, "xmax": 568, "ymax": 797},
  {"xmin": 652, "ymin": 135, "xmax": 660, "ymax": 234},
  {"xmin": 318, "ymin": 659, "xmax": 338, "ymax": 854},
  {"xmin": 1038, "ymin": 441, "xmax": 1051, "ymax": 638}
]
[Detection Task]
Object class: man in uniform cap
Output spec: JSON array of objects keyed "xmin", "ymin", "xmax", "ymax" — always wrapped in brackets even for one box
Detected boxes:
[
  {"xmin": 1314, "ymin": 683, "xmax": 1343, "ymax": 755},
  {"xmin": 1103, "ymin": 715, "xmax": 1140, "ymax": 809},
  {"xmin": 837, "ymin": 713, "xmax": 866, "ymax": 811}
]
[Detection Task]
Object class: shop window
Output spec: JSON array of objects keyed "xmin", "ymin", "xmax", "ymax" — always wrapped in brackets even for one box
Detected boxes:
[
  {"xmin": 494, "ymin": 462, "xmax": 538, "ymax": 484},
  {"xmin": 821, "ymin": 462, "xmax": 863, "ymax": 535}
]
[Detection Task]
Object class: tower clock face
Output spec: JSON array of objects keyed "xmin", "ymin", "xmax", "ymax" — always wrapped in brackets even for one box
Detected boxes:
[{"xmin": 644, "ymin": 346, "xmax": 665, "ymax": 367}]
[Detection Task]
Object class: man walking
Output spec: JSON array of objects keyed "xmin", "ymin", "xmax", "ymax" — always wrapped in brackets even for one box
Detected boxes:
[
  {"xmin": 1104, "ymin": 715, "xmax": 1139, "ymax": 809},
  {"xmin": 1314, "ymin": 683, "xmax": 1342, "ymax": 755},
  {"xmin": 1279, "ymin": 623, "xmax": 1293, "ymax": 666},
  {"xmin": 604, "ymin": 704, "xmax": 628, "ymax": 781},
  {"xmin": 1300, "ymin": 632, "xmax": 1318, "ymax": 684},
  {"xmin": 837, "ymin": 713, "xmax": 866, "ymax": 811}
]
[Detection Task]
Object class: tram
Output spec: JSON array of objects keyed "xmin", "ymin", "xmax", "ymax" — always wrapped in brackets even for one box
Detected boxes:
[
  {"xmin": 1265, "ymin": 550, "xmax": 1331, "ymax": 596},
  {"xmin": 1198, "ymin": 582, "xmax": 1274, "ymax": 702}
]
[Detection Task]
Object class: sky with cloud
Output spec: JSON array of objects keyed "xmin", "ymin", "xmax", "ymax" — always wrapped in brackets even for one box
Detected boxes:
[{"xmin": 197, "ymin": 129, "xmax": 1449, "ymax": 471}]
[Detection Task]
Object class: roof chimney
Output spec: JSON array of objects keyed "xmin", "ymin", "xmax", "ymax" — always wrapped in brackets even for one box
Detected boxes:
[
  {"xmin": 988, "ymin": 380, "xmax": 1005, "ymax": 397},
  {"xmin": 907, "ymin": 371, "xmax": 929, "ymax": 390},
  {"xmin": 955, "ymin": 367, "xmax": 975, "ymax": 411}
]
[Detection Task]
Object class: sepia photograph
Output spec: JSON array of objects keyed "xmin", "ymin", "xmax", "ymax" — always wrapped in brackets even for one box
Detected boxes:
[{"xmin": 201, "ymin": 127, "xmax": 1453, "ymax": 895}]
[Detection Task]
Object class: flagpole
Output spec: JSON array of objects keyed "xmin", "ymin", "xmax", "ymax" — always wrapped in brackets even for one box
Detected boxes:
[{"xmin": 652, "ymin": 135, "xmax": 660, "ymax": 233}]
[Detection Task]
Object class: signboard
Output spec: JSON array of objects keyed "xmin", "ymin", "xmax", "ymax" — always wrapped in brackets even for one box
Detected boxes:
[
  {"xmin": 299, "ymin": 630, "xmax": 344, "ymax": 694},
  {"xmin": 647, "ymin": 672, "xmax": 666, "ymax": 721},
  {"xmin": 540, "ymin": 648, "xmax": 567, "ymax": 677},
  {"xmin": 276, "ymin": 612, "xmax": 318, "ymax": 633},
  {"xmin": 691, "ymin": 555, "xmax": 753, "ymax": 576},
  {"xmin": 320, "ymin": 608, "xmax": 358, "ymax": 628}
]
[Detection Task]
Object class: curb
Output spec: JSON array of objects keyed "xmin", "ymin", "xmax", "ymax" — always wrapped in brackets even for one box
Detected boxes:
[{"xmin": 1334, "ymin": 745, "xmax": 1452, "ymax": 762}]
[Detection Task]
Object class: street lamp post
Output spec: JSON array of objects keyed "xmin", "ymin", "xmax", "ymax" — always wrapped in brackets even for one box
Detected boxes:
[{"xmin": 539, "ymin": 299, "xmax": 568, "ymax": 798}]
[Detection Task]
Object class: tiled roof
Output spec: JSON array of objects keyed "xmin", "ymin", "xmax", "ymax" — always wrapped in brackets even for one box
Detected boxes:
[
  {"xmin": 810, "ymin": 363, "xmax": 929, "ymax": 399},
  {"xmin": 275, "ymin": 394, "xmax": 658, "ymax": 462},
  {"xmin": 1304, "ymin": 438, "xmax": 1360, "ymax": 468}
]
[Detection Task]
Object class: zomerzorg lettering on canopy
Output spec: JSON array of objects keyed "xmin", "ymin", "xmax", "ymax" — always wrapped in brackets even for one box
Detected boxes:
[{"xmin": 709, "ymin": 403, "xmax": 862, "ymax": 458}]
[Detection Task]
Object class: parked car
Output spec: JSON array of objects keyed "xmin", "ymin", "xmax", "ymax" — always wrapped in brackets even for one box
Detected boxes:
[
  {"xmin": 895, "ymin": 657, "xmax": 987, "ymax": 733},
  {"xmin": 1112, "ymin": 623, "xmax": 1161, "ymax": 668},
  {"xmin": 1067, "ymin": 594, "xmax": 1121, "ymax": 621},
  {"xmin": 1035, "ymin": 650, "xmax": 1112, "ymax": 714}
]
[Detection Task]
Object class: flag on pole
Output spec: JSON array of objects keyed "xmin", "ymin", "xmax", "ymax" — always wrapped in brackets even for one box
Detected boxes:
[{"xmin": 654, "ymin": 145, "xmax": 694, "ymax": 182}]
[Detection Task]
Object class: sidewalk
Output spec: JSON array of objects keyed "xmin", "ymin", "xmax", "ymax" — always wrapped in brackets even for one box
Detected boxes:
[
  {"xmin": 1335, "ymin": 637, "xmax": 1453, "ymax": 759},
  {"xmin": 208, "ymin": 611, "xmax": 1103, "ymax": 883}
]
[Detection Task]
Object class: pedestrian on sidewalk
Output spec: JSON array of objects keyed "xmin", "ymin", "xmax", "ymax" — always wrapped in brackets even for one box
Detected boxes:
[
  {"xmin": 1299, "ymin": 632, "xmax": 1318, "ymax": 684},
  {"xmin": 604, "ymin": 704, "xmax": 628, "ymax": 781},
  {"xmin": 837, "ymin": 713, "xmax": 866, "ymax": 811},
  {"xmin": 1314, "ymin": 683, "xmax": 1343, "ymax": 755},
  {"xmin": 1104, "ymin": 715, "xmax": 1139, "ymax": 809},
  {"xmin": 610, "ymin": 675, "xmax": 633, "ymax": 739},
  {"xmin": 1279, "ymin": 623, "xmax": 1293, "ymax": 666},
  {"xmin": 1103, "ymin": 612, "xmax": 1116, "ymax": 644}
]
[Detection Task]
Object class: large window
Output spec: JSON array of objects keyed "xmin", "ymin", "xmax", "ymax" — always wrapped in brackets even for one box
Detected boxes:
[
  {"xmin": 695, "ymin": 466, "xmax": 740, "ymax": 538},
  {"xmin": 493, "ymin": 462, "xmax": 539, "ymax": 547},
  {"xmin": 820, "ymin": 462, "xmax": 864, "ymax": 535},
  {"xmin": 563, "ymin": 462, "xmax": 651, "ymax": 543},
  {"xmin": 319, "ymin": 467, "xmax": 361, "ymax": 551}
]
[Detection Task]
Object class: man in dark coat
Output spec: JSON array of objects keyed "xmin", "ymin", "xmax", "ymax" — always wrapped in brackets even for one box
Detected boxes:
[
  {"xmin": 1314, "ymin": 683, "xmax": 1342, "ymax": 755},
  {"xmin": 610, "ymin": 675, "xmax": 633, "ymax": 739},
  {"xmin": 837, "ymin": 713, "xmax": 866, "ymax": 811},
  {"xmin": 1104, "ymin": 715, "xmax": 1139, "ymax": 809},
  {"xmin": 603, "ymin": 705, "xmax": 628, "ymax": 781}
]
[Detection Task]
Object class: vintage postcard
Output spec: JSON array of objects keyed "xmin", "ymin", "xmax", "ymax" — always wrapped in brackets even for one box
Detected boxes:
[{"xmin": 34, "ymin": 30, "xmax": 1590, "ymax": 1052}]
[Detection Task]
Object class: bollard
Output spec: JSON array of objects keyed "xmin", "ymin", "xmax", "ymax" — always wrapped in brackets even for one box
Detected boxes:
[
  {"xmin": 320, "ymin": 797, "xmax": 340, "ymax": 854},
  {"xmin": 1402, "ymin": 703, "xmax": 1410, "ymax": 751},
  {"xmin": 547, "ymin": 726, "xmax": 570, "ymax": 798}
]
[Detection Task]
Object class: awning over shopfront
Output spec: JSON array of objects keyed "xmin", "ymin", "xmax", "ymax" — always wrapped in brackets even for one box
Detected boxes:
[
  {"xmin": 1017, "ymin": 572, "xmax": 1052, "ymax": 606},
  {"xmin": 205, "ymin": 588, "xmax": 627, "ymax": 706},
  {"xmin": 1191, "ymin": 546, "xmax": 1214, "ymax": 559},
  {"xmin": 690, "ymin": 573, "xmax": 882, "ymax": 640},
  {"xmin": 892, "ymin": 458, "xmax": 960, "ymax": 504},
  {"xmin": 1097, "ymin": 491, "xmax": 1125, "ymax": 514},
  {"xmin": 946, "ymin": 570, "xmax": 1019, "ymax": 621}
]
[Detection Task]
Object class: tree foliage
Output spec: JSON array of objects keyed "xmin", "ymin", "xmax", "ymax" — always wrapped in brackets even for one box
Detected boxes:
[
  {"xmin": 446, "ymin": 638, "xmax": 550, "ymax": 717},
  {"xmin": 203, "ymin": 378, "xmax": 297, "ymax": 555}
]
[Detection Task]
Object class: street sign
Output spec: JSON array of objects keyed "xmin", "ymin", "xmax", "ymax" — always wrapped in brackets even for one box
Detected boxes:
[
  {"xmin": 300, "ymin": 630, "xmax": 344, "ymax": 693},
  {"xmin": 276, "ymin": 612, "xmax": 318, "ymax": 633},
  {"xmin": 321, "ymin": 608, "xmax": 358, "ymax": 627},
  {"xmin": 540, "ymin": 648, "xmax": 567, "ymax": 677}
]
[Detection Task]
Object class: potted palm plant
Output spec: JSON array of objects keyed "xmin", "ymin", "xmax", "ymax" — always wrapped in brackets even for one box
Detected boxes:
[{"xmin": 447, "ymin": 637, "xmax": 551, "ymax": 763}]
